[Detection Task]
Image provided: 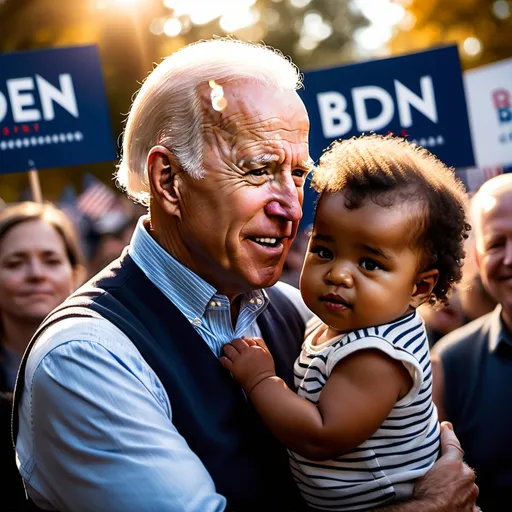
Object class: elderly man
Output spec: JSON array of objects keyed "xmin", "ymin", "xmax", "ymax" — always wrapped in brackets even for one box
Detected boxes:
[
  {"xmin": 14, "ymin": 39, "xmax": 477, "ymax": 511},
  {"xmin": 432, "ymin": 173, "xmax": 512, "ymax": 511}
]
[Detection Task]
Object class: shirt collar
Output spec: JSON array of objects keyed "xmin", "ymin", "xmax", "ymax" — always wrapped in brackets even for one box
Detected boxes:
[
  {"xmin": 488, "ymin": 305, "xmax": 512, "ymax": 353},
  {"xmin": 128, "ymin": 216, "xmax": 267, "ymax": 321}
]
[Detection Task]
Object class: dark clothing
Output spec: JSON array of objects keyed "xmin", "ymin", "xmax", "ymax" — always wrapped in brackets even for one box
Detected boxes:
[
  {"xmin": 434, "ymin": 306, "xmax": 512, "ymax": 510},
  {"xmin": 1, "ymin": 356, "xmax": 32, "ymax": 512},
  {"xmin": 13, "ymin": 253, "xmax": 308, "ymax": 511}
]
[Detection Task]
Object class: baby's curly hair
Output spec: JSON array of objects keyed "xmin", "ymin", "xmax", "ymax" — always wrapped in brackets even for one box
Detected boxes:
[{"xmin": 312, "ymin": 134, "xmax": 470, "ymax": 306}]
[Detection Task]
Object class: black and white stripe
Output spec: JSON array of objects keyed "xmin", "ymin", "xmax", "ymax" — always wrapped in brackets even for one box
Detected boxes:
[{"xmin": 291, "ymin": 311, "xmax": 440, "ymax": 511}]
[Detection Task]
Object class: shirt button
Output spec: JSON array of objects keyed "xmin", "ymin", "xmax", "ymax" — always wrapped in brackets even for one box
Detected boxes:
[
  {"xmin": 216, "ymin": 301, "xmax": 221, "ymax": 307},
  {"xmin": 191, "ymin": 317, "xmax": 202, "ymax": 326},
  {"xmin": 256, "ymin": 298, "xmax": 263, "ymax": 305},
  {"xmin": 249, "ymin": 299, "xmax": 255, "ymax": 304},
  {"xmin": 210, "ymin": 301, "xmax": 216, "ymax": 307}
]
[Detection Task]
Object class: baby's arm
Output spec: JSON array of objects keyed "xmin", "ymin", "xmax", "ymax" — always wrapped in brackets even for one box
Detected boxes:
[{"xmin": 220, "ymin": 337, "xmax": 411, "ymax": 461}]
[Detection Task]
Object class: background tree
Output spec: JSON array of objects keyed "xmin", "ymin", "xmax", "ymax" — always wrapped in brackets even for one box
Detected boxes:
[
  {"xmin": 0, "ymin": 0, "xmax": 367, "ymax": 202},
  {"xmin": 0, "ymin": 0, "xmax": 511, "ymax": 202},
  {"xmin": 390, "ymin": 0, "xmax": 512, "ymax": 69}
]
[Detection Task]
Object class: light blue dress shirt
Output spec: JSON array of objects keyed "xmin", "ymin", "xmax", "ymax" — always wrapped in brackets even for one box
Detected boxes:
[{"xmin": 16, "ymin": 216, "xmax": 312, "ymax": 512}]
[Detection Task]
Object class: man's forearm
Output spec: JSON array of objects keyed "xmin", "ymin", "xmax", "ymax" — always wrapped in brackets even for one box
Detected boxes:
[{"xmin": 373, "ymin": 497, "xmax": 439, "ymax": 512}]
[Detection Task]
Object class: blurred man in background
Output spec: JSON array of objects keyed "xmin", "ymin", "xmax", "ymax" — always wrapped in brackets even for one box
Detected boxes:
[
  {"xmin": 457, "ymin": 194, "xmax": 498, "ymax": 322},
  {"xmin": 432, "ymin": 173, "xmax": 512, "ymax": 511}
]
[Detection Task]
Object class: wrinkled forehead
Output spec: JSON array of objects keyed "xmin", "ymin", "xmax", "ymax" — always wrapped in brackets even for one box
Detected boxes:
[{"xmin": 200, "ymin": 80, "xmax": 310, "ymax": 141}]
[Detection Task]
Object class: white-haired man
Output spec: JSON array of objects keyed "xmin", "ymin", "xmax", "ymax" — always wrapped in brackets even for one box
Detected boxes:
[
  {"xmin": 14, "ymin": 39, "xmax": 477, "ymax": 511},
  {"xmin": 432, "ymin": 173, "xmax": 512, "ymax": 511}
]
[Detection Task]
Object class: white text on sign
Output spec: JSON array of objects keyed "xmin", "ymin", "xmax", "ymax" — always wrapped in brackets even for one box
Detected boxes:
[
  {"xmin": 0, "ymin": 74, "xmax": 78, "ymax": 124},
  {"xmin": 317, "ymin": 76, "xmax": 438, "ymax": 138}
]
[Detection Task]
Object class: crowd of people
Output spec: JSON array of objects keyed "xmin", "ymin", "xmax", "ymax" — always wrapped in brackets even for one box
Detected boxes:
[{"xmin": 0, "ymin": 37, "xmax": 510, "ymax": 511}]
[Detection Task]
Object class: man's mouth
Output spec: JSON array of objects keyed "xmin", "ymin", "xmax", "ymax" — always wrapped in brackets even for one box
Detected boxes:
[{"xmin": 250, "ymin": 237, "xmax": 283, "ymax": 249}]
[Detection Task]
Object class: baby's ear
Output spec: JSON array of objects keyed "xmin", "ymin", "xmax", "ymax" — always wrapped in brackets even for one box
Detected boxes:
[{"xmin": 409, "ymin": 269, "xmax": 439, "ymax": 308}]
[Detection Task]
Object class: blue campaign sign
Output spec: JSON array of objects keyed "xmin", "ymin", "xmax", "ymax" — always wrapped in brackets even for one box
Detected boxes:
[
  {"xmin": 299, "ymin": 45, "xmax": 475, "ymax": 229},
  {"xmin": 0, "ymin": 45, "xmax": 116, "ymax": 175}
]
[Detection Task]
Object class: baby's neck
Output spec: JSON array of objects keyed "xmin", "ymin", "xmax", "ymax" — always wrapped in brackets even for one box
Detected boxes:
[
  {"xmin": 318, "ymin": 308, "xmax": 417, "ymax": 345},
  {"xmin": 315, "ymin": 325, "xmax": 343, "ymax": 345}
]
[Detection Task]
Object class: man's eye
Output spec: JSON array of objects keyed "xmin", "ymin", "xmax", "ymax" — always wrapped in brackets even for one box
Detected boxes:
[
  {"xmin": 4, "ymin": 260, "xmax": 22, "ymax": 269},
  {"xmin": 360, "ymin": 259, "xmax": 381, "ymax": 271},
  {"xmin": 248, "ymin": 168, "xmax": 268, "ymax": 177},
  {"xmin": 292, "ymin": 169, "xmax": 308, "ymax": 179},
  {"xmin": 487, "ymin": 240, "xmax": 505, "ymax": 250}
]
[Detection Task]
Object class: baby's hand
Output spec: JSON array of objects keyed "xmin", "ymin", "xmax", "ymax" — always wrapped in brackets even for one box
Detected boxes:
[{"xmin": 220, "ymin": 337, "xmax": 276, "ymax": 394}]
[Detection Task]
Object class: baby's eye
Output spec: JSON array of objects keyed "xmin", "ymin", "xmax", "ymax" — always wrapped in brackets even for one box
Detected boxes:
[
  {"xmin": 360, "ymin": 259, "xmax": 381, "ymax": 271},
  {"xmin": 311, "ymin": 246, "xmax": 333, "ymax": 260}
]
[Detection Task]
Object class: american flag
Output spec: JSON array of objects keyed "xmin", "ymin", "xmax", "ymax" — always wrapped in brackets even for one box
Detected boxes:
[{"xmin": 76, "ymin": 174, "xmax": 117, "ymax": 221}]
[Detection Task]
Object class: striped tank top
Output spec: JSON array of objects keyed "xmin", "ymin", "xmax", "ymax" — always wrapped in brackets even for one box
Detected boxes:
[{"xmin": 290, "ymin": 310, "xmax": 440, "ymax": 511}]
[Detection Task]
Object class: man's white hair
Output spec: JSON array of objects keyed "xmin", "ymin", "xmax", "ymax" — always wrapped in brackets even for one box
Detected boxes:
[
  {"xmin": 115, "ymin": 38, "xmax": 303, "ymax": 206},
  {"xmin": 470, "ymin": 173, "xmax": 512, "ymax": 245}
]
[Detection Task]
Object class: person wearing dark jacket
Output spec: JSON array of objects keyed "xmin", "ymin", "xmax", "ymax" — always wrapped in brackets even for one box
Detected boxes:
[{"xmin": 432, "ymin": 173, "xmax": 512, "ymax": 510}]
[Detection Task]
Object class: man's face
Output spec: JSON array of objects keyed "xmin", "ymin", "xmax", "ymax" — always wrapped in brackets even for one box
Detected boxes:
[
  {"xmin": 475, "ymin": 189, "xmax": 512, "ymax": 324},
  {"xmin": 174, "ymin": 81, "xmax": 310, "ymax": 296}
]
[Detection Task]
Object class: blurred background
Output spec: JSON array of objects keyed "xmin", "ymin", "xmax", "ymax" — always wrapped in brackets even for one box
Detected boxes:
[{"xmin": 0, "ymin": 0, "xmax": 511, "ymax": 203}]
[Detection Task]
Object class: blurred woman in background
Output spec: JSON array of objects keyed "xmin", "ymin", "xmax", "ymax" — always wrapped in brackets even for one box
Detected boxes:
[{"xmin": 0, "ymin": 201, "xmax": 84, "ymax": 511}]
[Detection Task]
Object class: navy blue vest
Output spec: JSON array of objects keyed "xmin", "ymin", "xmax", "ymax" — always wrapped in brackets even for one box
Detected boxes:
[
  {"xmin": 13, "ymin": 254, "xmax": 308, "ymax": 511},
  {"xmin": 439, "ymin": 310, "xmax": 512, "ymax": 511}
]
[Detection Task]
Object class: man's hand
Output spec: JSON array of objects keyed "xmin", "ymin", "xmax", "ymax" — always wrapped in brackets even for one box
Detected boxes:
[
  {"xmin": 413, "ymin": 421, "xmax": 479, "ymax": 510},
  {"xmin": 220, "ymin": 337, "xmax": 276, "ymax": 394}
]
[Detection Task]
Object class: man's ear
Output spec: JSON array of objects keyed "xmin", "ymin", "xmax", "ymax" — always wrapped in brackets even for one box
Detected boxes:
[
  {"xmin": 474, "ymin": 246, "xmax": 481, "ymax": 272},
  {"xmin": 147, "ymin": 145, "xmax": 183, "ymax": 219},
  {"xmin": 409, "ymin": 268, "xmax": 440, "ymax": 308}
]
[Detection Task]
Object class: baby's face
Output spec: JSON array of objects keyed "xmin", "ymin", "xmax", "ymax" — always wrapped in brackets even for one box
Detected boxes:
[{"xmin": 300, "ymin": 192, "xmax": 425, "ymax": 334}]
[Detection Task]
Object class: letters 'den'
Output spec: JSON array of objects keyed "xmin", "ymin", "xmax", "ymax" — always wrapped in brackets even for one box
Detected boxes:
[{"xmin": 0, "ymin": 74, "xmax": 79, "ymax": 124}]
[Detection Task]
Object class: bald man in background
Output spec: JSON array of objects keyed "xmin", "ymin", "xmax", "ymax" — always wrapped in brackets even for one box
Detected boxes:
[{"xmin": 432, "ymin": 173, "xmax": 512, "ymax": 511}]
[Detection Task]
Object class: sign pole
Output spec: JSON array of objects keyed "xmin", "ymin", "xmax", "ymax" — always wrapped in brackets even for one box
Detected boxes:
[{"xmin": 28, "ymin": 160, "xmax": 43, "ymax": 203}]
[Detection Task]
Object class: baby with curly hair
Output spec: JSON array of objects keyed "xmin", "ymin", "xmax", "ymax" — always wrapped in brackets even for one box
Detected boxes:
[{"xmin": 220, "ymin": 134, "xmax": 470, "ymax": 511}]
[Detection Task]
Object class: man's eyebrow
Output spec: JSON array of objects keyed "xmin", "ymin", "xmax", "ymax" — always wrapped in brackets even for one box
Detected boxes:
[
  {"xmin": 302, "ymin": 159, "xmax": 315, "ymax": 172},
  {"xmin": 238, "ymin": 155, "xmax": 315, "ymax": 170},
  {"xmin": 239, "ymin": 154, "xmax": 279, "ymax": 168},
  {"xmin": 361, "ymin": 244, "xmax": 393, "ymax": 260}
]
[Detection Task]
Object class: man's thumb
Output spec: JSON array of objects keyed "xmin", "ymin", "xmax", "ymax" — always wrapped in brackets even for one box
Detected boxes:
[{"xmin": 439, "ymin": 421, "xmax": 465, "ymax": 461}]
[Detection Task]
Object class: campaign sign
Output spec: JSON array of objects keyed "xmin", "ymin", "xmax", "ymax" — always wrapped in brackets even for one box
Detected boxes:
[
  {"xmin": 299, "ymin": 45, "xmax": 474, "ymax": 228},
  {"xmin": 464, "ymin": 57, "xmax": 512, "ymax": 168},
  {"xmin": 0, "ymin": 45, "xmax": 116, "ymax": 175}
]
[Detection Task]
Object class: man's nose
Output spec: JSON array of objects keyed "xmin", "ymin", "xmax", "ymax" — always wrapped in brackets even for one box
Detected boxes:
[
  {"xmin": 264, "ymin": 176, "xmax": 302, "ymax": 222},
  {"xmin": 327, "ymin": 265, "xmax": 354, "ymax": 288}
]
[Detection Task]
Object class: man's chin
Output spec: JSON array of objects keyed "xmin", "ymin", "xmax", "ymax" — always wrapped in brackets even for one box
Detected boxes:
[{"xmin": 246, "ymin": 265, "xmax": 284, "ymax": 290}]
